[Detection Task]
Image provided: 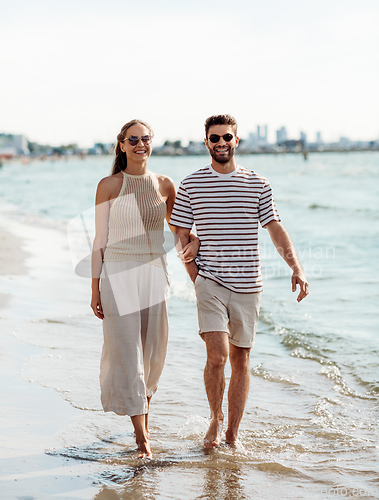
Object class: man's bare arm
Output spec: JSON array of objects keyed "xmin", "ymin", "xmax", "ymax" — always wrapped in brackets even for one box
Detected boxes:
[
  {"xmin": 265, "ymin": 220, "xmax": 309, "ymax": 302},
  {"xmin": 174, "ymin": 226, "xmax": 199, "ymax": 283}
]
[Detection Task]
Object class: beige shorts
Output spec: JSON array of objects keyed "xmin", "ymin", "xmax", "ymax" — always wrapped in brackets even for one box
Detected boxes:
[{"xmin": 194, "ymin": 275, "xmax": 261, "ymax": 348}]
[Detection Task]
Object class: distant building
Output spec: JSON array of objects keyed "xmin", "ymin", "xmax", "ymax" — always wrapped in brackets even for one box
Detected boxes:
[
  {"xmin": 276, "ymin": 127, "xmax": 287, "ymax": 144},
  {"xmin": 94, "ymin": 143, "xmax": 114, "ymax": 154},
  {"xmin": 0, "ymin": 133, "xmax": 29, "ymax": 157},
  {"xmin": 339, "ymin": 137, "xmax": 350, "ymax": 149},
  {"xmin": 316, "ymin": 132, "xmax": 323, "ymax": 144},
  {"xmin": 248, "ymin": 132, "xmax": 256, "ymax": 145},
  {"xmin": 185, "ymin": 141, "xmax": 207, "ymax": 155},
  {"xmin": 256, "ymin": 125, "xmax": 268, "ymax": 144},
  {"xmin": 13, "ymin": 135, "xmax": 29, "ymax": 154},
  {"xmin": 300, "ymin": 131, "xmax": 307, "ymax": 145},
  {"xmin": 280, "ymin": 140, "xmax": 303, "ymax": 152},
  {"xmin": 244, "ymin": 126, "xmax": 268, "ymax": 150}
]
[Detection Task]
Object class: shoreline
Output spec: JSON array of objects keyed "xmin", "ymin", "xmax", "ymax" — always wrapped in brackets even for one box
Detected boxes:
[
  {"xmin": 0, "ymin": 224, "xmax": 28, "ymax": 275},
  {"xmin": 0, "ymin": 214, "xmax": 102, "ymax": 499},
  {"xmin": 0, "ymin": 221, "xmax": 28, "ymax": 311},
  {"xmin": 1, "ymin": 147, "xmax": 379, "ymax": 166},
  {"xmin": 0, "ymin": 223, "xmax": 28, "ymax": 311}
]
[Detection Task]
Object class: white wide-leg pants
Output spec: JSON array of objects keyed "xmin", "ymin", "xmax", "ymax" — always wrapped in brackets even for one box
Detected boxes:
[{"xmin": 99, "ymin": 260, "xmax": 169, "ymax": 416}]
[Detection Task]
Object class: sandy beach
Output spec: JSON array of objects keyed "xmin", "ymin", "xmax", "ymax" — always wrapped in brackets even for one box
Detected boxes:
[
  {"xmin": 0, "ymin": 219, "xmax": 102, "ymax": 500},
  {"xmin": 0, "ymin": 225, "xmax": 27, "ymax": 309}
]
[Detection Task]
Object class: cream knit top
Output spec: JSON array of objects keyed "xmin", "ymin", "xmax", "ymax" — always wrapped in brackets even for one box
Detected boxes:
[{"xmin": 103, "ymin": 170, "xmax": 167, "ymax": 266}]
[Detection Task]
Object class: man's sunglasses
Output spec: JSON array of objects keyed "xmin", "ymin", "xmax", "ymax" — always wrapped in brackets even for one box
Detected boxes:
[
  {"xmin": 208, "ymin": 133, "xmax": 234, "ymax": 143},
  {"xmin": 123, "ymin": 135, "xmax": 152, "ymax": 146}
]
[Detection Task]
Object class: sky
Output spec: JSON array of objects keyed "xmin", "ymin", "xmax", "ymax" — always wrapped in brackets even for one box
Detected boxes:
[{"xmin": 1, "ymin": 0, "xmax": 378, "ymax": 147}]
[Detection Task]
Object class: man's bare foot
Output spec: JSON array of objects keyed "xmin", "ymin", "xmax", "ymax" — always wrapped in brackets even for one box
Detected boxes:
[
  {"xmin": 137, "ymin": 439, "xmax": 152, "ymax": 459},
  {"xmin": 225, "ymin": 429, "xmax": 245, "ymax": 450},
  {"xmin": 204, "ymin": 419, "xmax": 223, "ymax": 449},
  {"xmin": 225, "ymin": 436, "xmax": 246, "ymax": 452}
]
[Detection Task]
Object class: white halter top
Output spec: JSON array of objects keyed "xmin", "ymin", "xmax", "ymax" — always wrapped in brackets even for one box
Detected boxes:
[{"xmin": 103, "ymin": 171, "xmax": 167, "ymax": 266}]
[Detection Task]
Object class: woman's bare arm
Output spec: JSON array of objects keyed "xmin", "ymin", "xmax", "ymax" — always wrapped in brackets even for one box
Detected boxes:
[{"xmin": 90, "ymin": 178, "xmax": 112, "ymax": 319}]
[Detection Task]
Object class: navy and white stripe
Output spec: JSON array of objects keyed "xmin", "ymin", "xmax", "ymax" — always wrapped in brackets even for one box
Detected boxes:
[{"xmin": 170, "ymin": 164, "xmax": 280, "ymax": 293}]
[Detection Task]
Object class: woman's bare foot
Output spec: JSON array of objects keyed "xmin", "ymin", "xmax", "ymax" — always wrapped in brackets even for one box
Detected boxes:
[
  {"xmin": 131, "ymin": 414, "xmax": 151, "ymax": 458},
  {"xmin": 204, "ymin": 418, "xmax": 223, "ymax": 449},
  {"xmin": 137, "ymin": 439, "xmax": 152, "ymax": 458}
]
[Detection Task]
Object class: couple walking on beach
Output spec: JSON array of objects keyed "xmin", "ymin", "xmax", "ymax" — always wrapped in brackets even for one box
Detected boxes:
[{"xmin": 91, "ymin": 114, "xmax": 309, "ymax": 458}]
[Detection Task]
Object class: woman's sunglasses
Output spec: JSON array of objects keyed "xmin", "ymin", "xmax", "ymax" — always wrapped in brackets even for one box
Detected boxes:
[
  {"xmin": 124, "ymin": 135, "xmax": 152, "ymax": 146},
  {"xmin": 208, "ymin": 133, "xmax": 234, "ymax": 144}
]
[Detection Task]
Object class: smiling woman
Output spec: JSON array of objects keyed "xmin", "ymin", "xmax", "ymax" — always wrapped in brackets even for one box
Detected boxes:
[
  {"xmin": 91, "ymin": 119, "xmax": 171, "ymax": 458},
  {"xmin": 90, "ymin": 119, "xmax": 199, "ymax": 458},
  {"xmin": 111, "ymin": 120, "xmax": 154, "ymax": 175}
]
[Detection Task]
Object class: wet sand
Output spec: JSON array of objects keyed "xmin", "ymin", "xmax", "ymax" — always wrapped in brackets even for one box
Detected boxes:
[
  {"xmin": 0, "ymin": 224, "xmax": 27, "ymax": 310},
  {"xmin": 0, "ymin": 220, "xmax": 101, "ymax": 500}
]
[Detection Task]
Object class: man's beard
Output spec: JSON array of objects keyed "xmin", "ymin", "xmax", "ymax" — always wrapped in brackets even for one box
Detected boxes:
[{"xmin": 209, "ymin": 146, "xmax": 235, "ymax": 164}]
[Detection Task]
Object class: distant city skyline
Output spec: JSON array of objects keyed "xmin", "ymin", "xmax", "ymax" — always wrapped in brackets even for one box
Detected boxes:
[
  {"xmin": 1, "ymin": 0, "xmax": 378, "ymax": 148},
  {"xmin": 1, "ymin": 123, "xmax": 378, "ymax": 151},
  {"xmin": 2, "ymin": 126, "xmax": 377, "ymax": 159}
]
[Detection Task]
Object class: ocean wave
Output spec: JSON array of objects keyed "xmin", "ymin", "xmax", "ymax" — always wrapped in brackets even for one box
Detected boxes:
[
  {"xmin": 281, "ymin": 330, "xmax": 331, "ymax": 359},
  {"xmin": 308, "ymin": 203, "xmax": 378, "ymax": 215},
  {"xmin": 255, "ymin": 325, "xmax": 378, "ymax": 402},
  {"xmin": 253, "ymin": 462, "xmax": 302, "ymax": 475},
  {"xmin": 47, "ymin": 442, "xmax": 116, "ymax": 462},
  {"xmin": 350, "ymin": 372, "xmax": 379, "ymax": 397},
  {"xmin": 251, "ymin": 363, "xmax": 300, "ymax": 386},
  {"xmin": 283, "ymin": 336, "xmax": 375, "ymax": 400},
  {"xmin": 30, "ymin": 318, "xmax": 66, "ymax": 324},
  {"xmin": 245, "ymin": 423, "xmax": 307, "ymax": 442},
  {"xmin": 319, "ymin": 366, "xmax": 375, "ymax": 400},
  {"xmin": 178, "ymin": 415, "xmax": 210, "ymax": 440},
  {"xmin": 311, "ymin": 398, "xmax": 362, "ymax": 439},
  {"xmin": 308, "ymin": 203, "xmax": 334, "ymax": 210}
]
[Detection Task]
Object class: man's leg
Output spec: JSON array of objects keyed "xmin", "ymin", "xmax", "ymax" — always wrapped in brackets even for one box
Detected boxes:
[
  {"xmin": 225, "ymin": 343, "xmax": 251, "ymax": 445},
  {"xmin": 203, "ymin": 331, "xmax": 229, "ymax": 448}
]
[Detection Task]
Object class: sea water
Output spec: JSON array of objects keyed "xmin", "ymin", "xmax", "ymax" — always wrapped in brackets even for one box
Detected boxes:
[{"xmin": 0, "ymin": 152, "xmax": 378, "ymax": 499}]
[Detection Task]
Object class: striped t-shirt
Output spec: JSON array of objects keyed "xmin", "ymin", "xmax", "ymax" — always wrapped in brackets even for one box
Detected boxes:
[{"xmin": 169, "ymin": 164, "xmax": 280, "ymax": 293}]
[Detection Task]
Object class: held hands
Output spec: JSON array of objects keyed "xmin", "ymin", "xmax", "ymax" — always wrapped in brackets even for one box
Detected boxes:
[
  {"xmin": 91, "ymin": 289, "xmax": 104, "ymax": 319},
  {"xmin": 178, "ymin": 234, "xmax": 200, "ymax": 263},
  {"xmin": 291, "ymin": 271, "xmax": 309, "ymax": 302}
]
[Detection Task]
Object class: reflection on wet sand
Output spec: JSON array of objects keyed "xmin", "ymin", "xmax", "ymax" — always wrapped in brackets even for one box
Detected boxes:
[
  {"xmin": 93, "ymin": 455, "xmax": 247, "ymax": 500},
  {"xmin": 199, "ymin": 460, "xmax": 245, "ymax": 500}
]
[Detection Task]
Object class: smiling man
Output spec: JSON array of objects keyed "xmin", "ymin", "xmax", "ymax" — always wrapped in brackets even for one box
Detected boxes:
[{"xmin": 170, "ymin": 114, "xmax": 309, "ymax": 449}]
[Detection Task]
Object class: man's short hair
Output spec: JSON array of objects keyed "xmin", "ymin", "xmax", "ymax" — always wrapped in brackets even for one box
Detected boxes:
[{"xmin": 204, "ymin": 114, "xmax": 238, "ymax": 138}]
